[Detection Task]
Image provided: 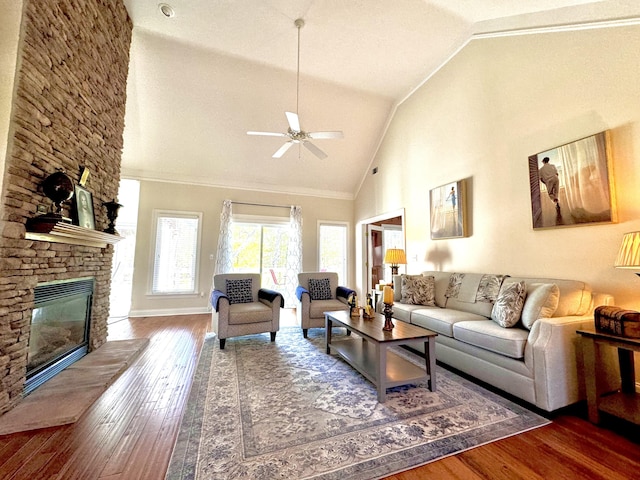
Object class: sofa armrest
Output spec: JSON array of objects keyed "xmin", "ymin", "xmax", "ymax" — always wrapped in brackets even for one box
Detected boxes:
[
  {"xmin": 210, "ymin": 289, "xmax": 229, "ymax": 312},
  {"xmin": 259, "ymin": 288, "xmax": 284, "ymax": 308},
  {"xmin": 527, "ymin": 314, "xmax": 617, "ymax": 411},
  {"xmin": 295, "ymin": 286, "xmax": 310, "ymax": 302},
  {"xmin": 336, "ymin": 286, "xmax": 355, "ymax": 305}
]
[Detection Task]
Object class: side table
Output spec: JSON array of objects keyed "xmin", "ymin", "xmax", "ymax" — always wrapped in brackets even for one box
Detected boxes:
[{"xmin": 577, "ymin": 327, "xmax": 640, "ymax": 425}]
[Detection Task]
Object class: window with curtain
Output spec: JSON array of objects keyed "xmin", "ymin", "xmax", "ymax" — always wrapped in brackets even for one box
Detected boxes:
[
  {"xmin": 318, "ymin": 222, "xmax": 348, "ymax": 285},
  {"xmin": 151, "ymin": 210, "xmax": 202, "ymax": 295}
]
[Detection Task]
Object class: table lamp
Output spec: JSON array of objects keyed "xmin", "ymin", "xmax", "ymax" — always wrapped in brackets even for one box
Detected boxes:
[
  {"xmin": 614, "ymin": 231, "xmax": 640, "ymax": 276},
  {"xmin": 384, "ymin": 248, "xmax": 407, "ymax": 277}
]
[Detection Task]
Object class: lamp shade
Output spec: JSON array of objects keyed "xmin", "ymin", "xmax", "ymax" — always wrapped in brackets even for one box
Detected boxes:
[
  {"xmin": 614, "ymin": 232, "xmax": 640, "ymax": 268},
  {"xmin": 384, "ymin": 248, "xmax": 407, "ymax": 266}
]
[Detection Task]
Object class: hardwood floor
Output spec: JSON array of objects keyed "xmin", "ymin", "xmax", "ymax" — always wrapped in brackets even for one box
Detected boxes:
[{"xmin": 0, "ymin": 310, "xmax": 638, "ymax": 479}]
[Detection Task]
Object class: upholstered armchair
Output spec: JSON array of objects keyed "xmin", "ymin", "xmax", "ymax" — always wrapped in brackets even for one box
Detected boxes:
[
  {"xmin": 210, "ymin": 273, "xmax": 283, "ymax": 349},
  {"xmin": 295, "ymin": 272, "xmax": 355, "ymax": 338}
]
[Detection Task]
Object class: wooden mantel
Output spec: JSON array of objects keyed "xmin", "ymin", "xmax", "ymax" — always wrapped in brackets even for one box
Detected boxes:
[{"xmin": 25, "ymin": 218, "xmax": 122, "ymax": 248}]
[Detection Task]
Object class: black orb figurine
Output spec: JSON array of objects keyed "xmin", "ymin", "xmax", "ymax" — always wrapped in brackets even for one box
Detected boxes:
[
  {"xmin": 41, "ymin": 171, "xmax": 74, "ymax": 218},
  {"xmin": 103, "ymin": 199, "xmax": 123, "ymax": 234}
]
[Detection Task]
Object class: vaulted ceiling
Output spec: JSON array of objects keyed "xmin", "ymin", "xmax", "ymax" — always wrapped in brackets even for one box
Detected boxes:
[{"xmin": 121, "ymin": 0, "xmax": 634, "ymax": 199}]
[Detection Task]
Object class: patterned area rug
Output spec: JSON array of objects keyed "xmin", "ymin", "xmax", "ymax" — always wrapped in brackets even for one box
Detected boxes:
[{"xmin": 166, "ymin": 327, "xmax": 549, "ymax": 480}]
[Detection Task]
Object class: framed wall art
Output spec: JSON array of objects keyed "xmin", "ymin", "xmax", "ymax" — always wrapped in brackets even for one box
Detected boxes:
[
  {"xmin": 430, "ymin": 179, "xmax": 467, "ymax": 239},
  {"xmin": 74, "ymin": 185, "xmax": 95, "ymax": 229},
  {"xmin": 528, "ymin": 130, "xmax": 617, "ymax": 230}
]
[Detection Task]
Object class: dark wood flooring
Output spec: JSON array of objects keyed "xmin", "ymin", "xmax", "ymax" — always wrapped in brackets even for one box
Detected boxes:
[{"xmin": 0, "ymin": 310, "xmax": 638, "ymax": 479}]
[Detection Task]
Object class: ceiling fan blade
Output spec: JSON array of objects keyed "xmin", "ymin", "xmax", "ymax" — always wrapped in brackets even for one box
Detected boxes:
[
  {"xmin": 247, "ymin": 131, "xmax": 287, "ymax": 137},
  {"xmin": 285, "ymin": 112, "xmax": 301, "ymax": 132},
  {"xmin": 273, "ymin": 141, "xmax": 294, "ymax": 158},
  {"xmin": 307, "ymin": 131, "xmax": 344, "ymax": 140},
  {"xmin": 302, "ymin": 140, "xmax": 328, "ymax": 159}
]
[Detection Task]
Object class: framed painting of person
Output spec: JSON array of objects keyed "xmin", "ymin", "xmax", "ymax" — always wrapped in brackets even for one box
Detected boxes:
[
  {"xmin": 528, "ymin": 131, "xmax": 617, "ymax": 230},
  {"xmin": 73, "ymin": 185, "xmax": 95, "ymax": 230},
  {"xmin": 430, "ymin": 179, "xmax": 468, "ymax": 239}
]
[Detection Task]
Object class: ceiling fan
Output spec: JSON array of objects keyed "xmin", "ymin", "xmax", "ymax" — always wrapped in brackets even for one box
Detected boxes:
[{"xmin": 247, "ymin": 18, "xmax": 343, "ymax": 160}]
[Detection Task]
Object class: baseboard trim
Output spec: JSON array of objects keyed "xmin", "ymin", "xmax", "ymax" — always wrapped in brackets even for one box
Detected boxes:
[{"xmin": 128, "ymin": 307, "xmax": 210, "ymax": 318}]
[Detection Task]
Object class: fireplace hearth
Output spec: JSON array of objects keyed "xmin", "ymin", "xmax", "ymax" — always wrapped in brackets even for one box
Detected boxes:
[{"xmin": 25, "ymin": 278, "xmax": 94, "ymax": 395}]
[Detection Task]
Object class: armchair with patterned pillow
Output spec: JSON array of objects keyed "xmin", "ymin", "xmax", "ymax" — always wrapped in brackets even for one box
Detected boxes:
[
  {"xmin": 295, "ymin": 272, "xmax": 355, "ymax": 338},
  {"xmin": 210, "ymin": 273, "xmax": 283, "ymax": 349}
]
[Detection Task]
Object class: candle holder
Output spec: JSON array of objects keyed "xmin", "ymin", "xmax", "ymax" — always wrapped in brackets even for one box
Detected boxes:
[{"xmin": 382, "ymin": 302, "xmax": 394, "ymax": 331}]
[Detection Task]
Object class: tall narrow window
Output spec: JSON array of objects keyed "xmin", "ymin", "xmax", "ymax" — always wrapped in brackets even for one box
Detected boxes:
[
  {"xmin": 319, "ymin": 222, "xmax": 348, "ymax": 285},
  {"xmin": 151, "ymin": 210, "xmax": 202, "ymax": 295}
]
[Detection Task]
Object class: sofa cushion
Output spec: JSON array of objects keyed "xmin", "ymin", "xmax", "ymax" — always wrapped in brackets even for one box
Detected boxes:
[
  {"xmin": 411, "ymin": 307, "xmax": 486, "ymax": 337},
  {"xmin": 521, "ymin": 283, "xmax": 560, "ymax": 329},
  {"xmin": 453, "ymin": 320, "xmax": 529, "ymax": 359},
  {"xmin": 491, "ymin": 281, "xmax": 526, "ymax": 328},
  {"xmin": 400, "ymin": 275, "xmax": 435, "ymax": 306},
  {"xmin": 228, "ymin": 301, "xmax": 273, "ymax": 325},
  {"xmin": 308, "ymin": 278, "xmax": 332, "ymax": 300},
  {"xmin": 390, "ymin": 303, "xmax": 425, "ymax": 323},
  {"xmin": 505, "ymin": 276, "xmax": 591, "ymax": 317},
  {"xmin": 309, "ymin": 299, "xmax": 348, "ymax": 319},
  {"xmin": 225, "ymin": 278, "xmax": 254, "ymax": 304}
]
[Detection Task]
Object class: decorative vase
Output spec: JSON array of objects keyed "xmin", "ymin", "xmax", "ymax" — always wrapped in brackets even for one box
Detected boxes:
[
  {"xmin": 382, "ymin": 303, "xmax": 394, "ymax": 331},
  {"xmin": 102, "ymin": 199, "xmax": 123, "ymax": 234}
]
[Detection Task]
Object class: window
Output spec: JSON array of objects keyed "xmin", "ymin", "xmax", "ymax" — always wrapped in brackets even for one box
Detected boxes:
[
  {"xmin": 318, "ymin": 222, "xmax": 348, "ymax": 285},
  {"xmin": 229, "ymin": 217, "xmax": 289, "ymax": 287},
  {"xmin": 151, "ymin": 210, "xmax": 202, "ymax": 295}
]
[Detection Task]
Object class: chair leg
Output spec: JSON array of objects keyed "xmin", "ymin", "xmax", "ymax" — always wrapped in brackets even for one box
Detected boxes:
[
  {"xmin": 303, "ymin": 328, "xmax": 308, "ymax": 338},
  {"xmin": 219, "ymin": 338, "xmax": 226, "ymax": 349},
  {"xmin": 270, "ymin": 331, "xmax": 276, "ymax": 342}
]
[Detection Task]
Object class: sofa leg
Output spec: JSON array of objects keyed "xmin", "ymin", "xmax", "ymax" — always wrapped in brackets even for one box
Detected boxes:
[
  {"xmin": 303, "ymin": 328, "xmax": 308, "ymax": 338},
  {"xmin": 219, "ymin": 338, "xmax": 226, "ymax": 349},
  {"xmin": 270, "ymin": 331, "xmax": 276, "ymax": 342}
]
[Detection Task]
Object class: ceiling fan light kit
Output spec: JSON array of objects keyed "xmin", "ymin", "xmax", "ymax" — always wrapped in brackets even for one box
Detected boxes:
[{"xmin": 247, "ymin": 18, "xmax": 343, "ymax": 159}]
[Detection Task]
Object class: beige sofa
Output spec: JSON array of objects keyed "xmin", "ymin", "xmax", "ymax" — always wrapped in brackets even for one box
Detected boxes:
[{"xmin": 388, "ymin": 271, "xmax": 615, "ymax": 412}]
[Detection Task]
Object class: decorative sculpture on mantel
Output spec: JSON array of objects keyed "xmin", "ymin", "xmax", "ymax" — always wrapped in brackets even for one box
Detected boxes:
[
  {"xmin": 40, "ymin": 170, "xmax": 74, "ymax": 222},
  {"xmin": 102, "ymin": 199, "xmax": 123, "ymax": 235}
]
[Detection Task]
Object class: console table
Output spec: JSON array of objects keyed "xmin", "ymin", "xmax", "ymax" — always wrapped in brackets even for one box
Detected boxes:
[{"xmin": 577, "ymin": 327, "xmax": 640, "ymax": 425}]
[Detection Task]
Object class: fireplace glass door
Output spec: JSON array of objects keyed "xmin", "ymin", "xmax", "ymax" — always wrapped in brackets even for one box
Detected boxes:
[{"xmin": 26, "ymin": 278, "xmax": 93, "ymax": 394}]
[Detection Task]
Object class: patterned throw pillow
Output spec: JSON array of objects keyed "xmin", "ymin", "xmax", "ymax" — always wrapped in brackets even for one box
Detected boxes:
[
  {"xmin": 521, "ymin": 283, "xmax": 560, "ymax": 329},
  {"xmin": 401, "ymin": 275, "xmax": 436, "ymax": 306},
  {"xmin": 308, "ymin": 278, "xmax": 332, "ymax": 300},
  {"xmin": 225, "ymin": 278, "xmax": 253, "ymax": 304},
  {"xmin": 491, "ymin": 281, "xmax": 527, "ymax": 328}
]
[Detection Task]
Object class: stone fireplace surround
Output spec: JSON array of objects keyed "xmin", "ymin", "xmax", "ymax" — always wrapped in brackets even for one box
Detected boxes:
[{"xmin": 0, "ymin": 0, "xmax": 132, "ymax": 415}]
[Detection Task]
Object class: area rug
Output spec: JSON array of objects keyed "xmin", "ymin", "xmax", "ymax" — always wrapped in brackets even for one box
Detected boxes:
[{"xmin": 166, "ymin": 327, "xmax": 549, "ymax": 480}]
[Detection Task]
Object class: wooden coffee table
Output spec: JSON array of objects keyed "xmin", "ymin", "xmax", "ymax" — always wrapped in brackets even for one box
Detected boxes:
[{"xmin": 325, "ymin": 310, "xmax": 437, "ymax": 402}]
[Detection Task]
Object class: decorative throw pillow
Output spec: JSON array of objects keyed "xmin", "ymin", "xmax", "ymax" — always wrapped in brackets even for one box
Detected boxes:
[
  {"xmin": 401, "ymin": 275, "xmax": 436, "ymax": 306},
  {"xmin": 225, "ymin": 278, "xmax": 253, "ymax": 304},
  {"xmin": 491, "ymin": 281, "xmax": 527, "ymax": 328},
  {"xmin": 521, "ymin": 283, "xmax": 560, "ymax": 329},
  {"xmin": 445, "ymin": 272, "xmax": 464, "ymax": 299},
  {"xmin": 308, "ymin": 278, "xmax": 332, "ymax": 300}
]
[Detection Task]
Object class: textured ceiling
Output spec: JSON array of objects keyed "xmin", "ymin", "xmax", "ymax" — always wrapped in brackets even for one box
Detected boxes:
[{"xmin": 120, "ymin": 0, "xmax": 635, "ymax": 199}]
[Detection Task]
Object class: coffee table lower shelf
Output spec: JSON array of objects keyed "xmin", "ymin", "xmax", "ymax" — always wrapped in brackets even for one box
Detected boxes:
[{"xmin": 329, "ymin": 338, "xmax": 429, "ymax": 392}]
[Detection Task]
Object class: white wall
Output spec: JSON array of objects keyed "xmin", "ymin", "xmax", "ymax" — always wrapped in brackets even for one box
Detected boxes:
[
  {"xmin": 355, "ymin": 23, "xmax": 640, "ymax": 309},
  {"xmin": 0, "ymin": 0, "xmax": 23, "ymax": 200},
  {"xmin": 129, "ymin": 180, "xmax": 354, "ymax": 316}
]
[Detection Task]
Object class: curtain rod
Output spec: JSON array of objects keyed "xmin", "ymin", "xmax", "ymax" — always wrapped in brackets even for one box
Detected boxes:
[{"xmin": 231, "ymin": 201, "xmax": 292, "ymax": 209}]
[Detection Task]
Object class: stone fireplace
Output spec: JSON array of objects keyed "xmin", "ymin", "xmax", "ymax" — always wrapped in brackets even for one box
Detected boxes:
[{"xmin": 0, "ymin": 0, "xmax": 132, "ymax": 415}]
